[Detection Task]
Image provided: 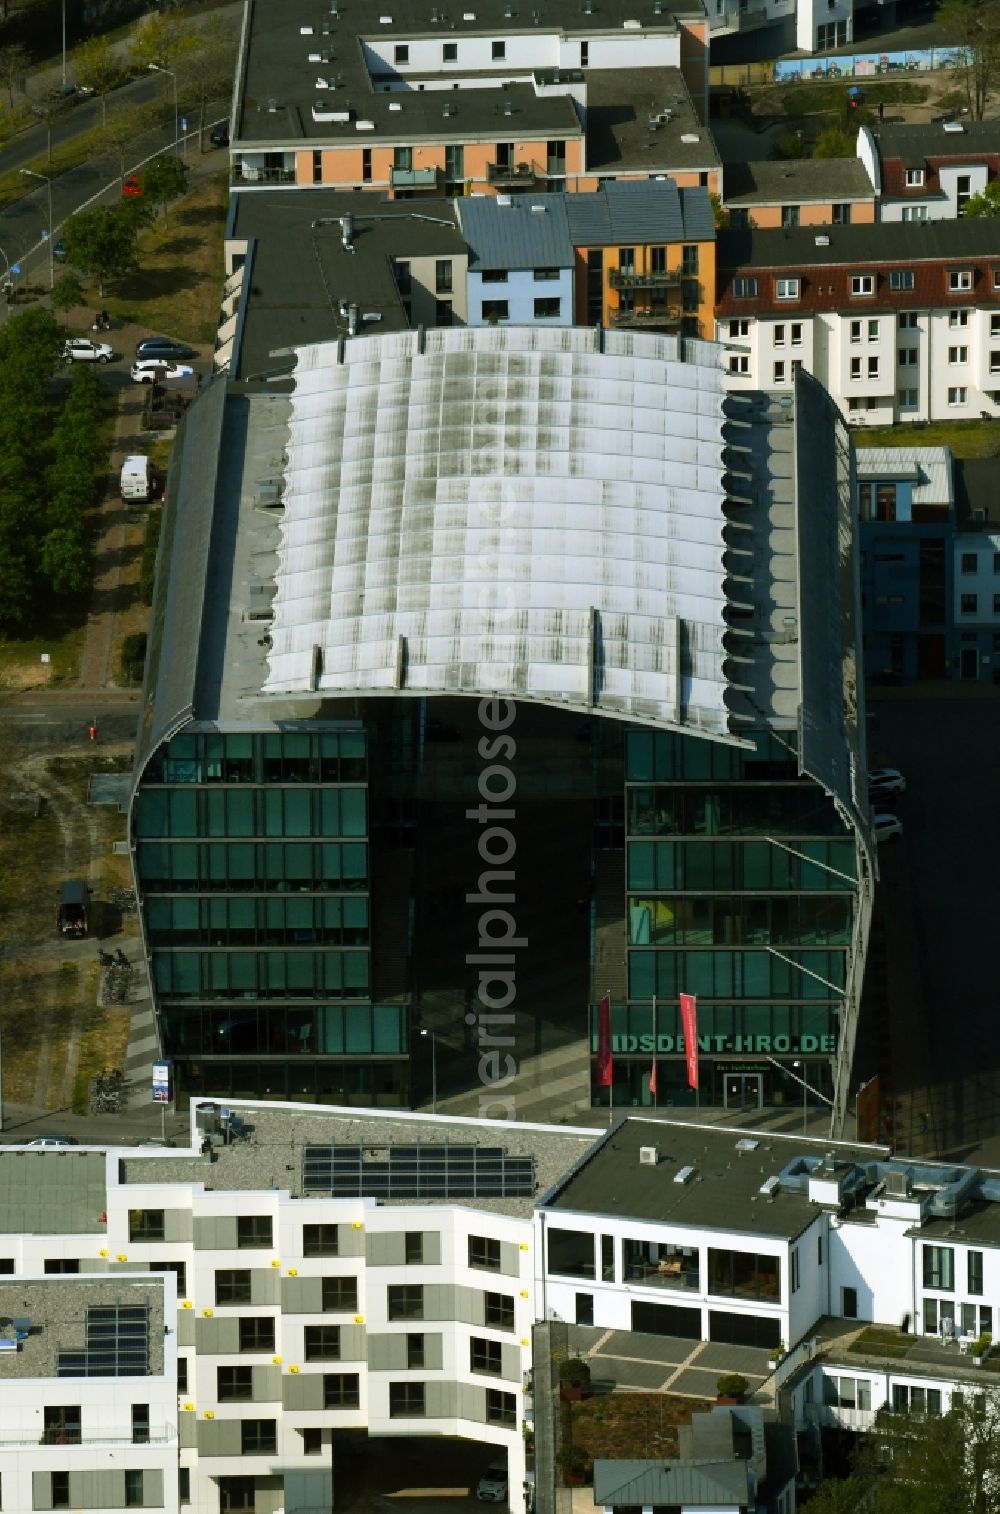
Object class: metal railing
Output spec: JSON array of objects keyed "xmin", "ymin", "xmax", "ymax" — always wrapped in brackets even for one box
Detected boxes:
[
  {"xmin": 232, "ymin": 165, "xmax": 296, "ymax": 185},
  {"xmin": 609, "ymin": 267, "xmax": 682, "ymax": 290},
  {"xmin": 390, "ymin": 166, "xmax": 441, "ymax": 188},
  {"xmin": 0, "ymin": 1428, "xmax": 176, "ymax": 1447},
  {"xmin": 487, "ymin": 160, "xmax": 538, "ymax": 185},
  {"xmin": 612, "ymin": 307, "xmax": 683, "ymax": 327}
]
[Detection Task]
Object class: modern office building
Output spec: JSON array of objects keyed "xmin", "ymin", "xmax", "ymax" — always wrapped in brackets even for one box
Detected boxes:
[
  {"xmin": 2, "ymin": 1103, "xmax": 1000, "ymax": 1514},
  {"xmin": 134, "ymin": 325, "xmax": 871, "ymax": 1123}
]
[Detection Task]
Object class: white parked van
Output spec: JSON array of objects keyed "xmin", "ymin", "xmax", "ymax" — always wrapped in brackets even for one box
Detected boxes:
[{"xmin": 120, "ymin": 454, "xmax": 153, "ymax": 502}]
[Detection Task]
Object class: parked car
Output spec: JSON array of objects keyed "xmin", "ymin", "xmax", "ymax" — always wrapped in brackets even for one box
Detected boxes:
[
  {"xmin": 868, "ymin": 766, "xmax": 906, "ymax": 796},
  {"xmin": 56, "ymin": 879, "xmax": 88, "ymax": 936},
  {"xmin": 53, "ymin": 239, "xmax": 66, "ymax": 260},
  {"xmin": 130, "ymin": 359, "xmax": 195, "ymax": 384},
  {"xmin": 123, "ymin": 174, "xmax": 142, "ymax": 199},
  {"xmin": 25, "ymin": 1135, "xmax": 78, "ymax": 1147},
  {"xmin": 209, "ymin": 122, "xmax": 230, "ymax": 147},
  {"xmin": 135, "ymin": 336, "xmax": 197, "ymax": 361},
  {"xmin": 135, "ymin": 1137, "xmax": 176, "ymax": 1148},
  {"xmin": 872, "ymin": 811, "xmax": 903, "ymax": 843},
  {"xmin": 477, "ymin": 1462, "xmax": 509, "ymax": 1503},
  {"xmin": 64, "ymin": 337, "xmax": 114, "ymax": 364}
]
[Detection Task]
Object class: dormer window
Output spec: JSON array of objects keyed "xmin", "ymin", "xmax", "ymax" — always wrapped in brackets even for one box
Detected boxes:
[
  {"xmin": 851, "ymin": 273, "xmax": 875, "ymax": 297},
  {"xmin": 905, "ymin": 167, "xmax": 925, "ymax": 187},
  {"xmin": 775, "ymin": 276, "xmax": 799, "ymax": 301}
]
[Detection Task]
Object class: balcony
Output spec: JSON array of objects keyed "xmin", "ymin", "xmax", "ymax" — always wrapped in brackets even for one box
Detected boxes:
[
  {"xmin": 609, "ymin": 267, "xmax": 683, "ymax": 291},
  {"xmin": 390, "ymin": 166, "xmax": 441, "ymax": 189},
  {"xmin": 487, "ymin": 160, "xmax": 538, "ymax": 187},
  {"xmin": 612, "ymin": 305, "xmax": 682, "ymax": 328},
  {"xmin": 232, "ymin": 165, "xmax": 295, "ymax": 186}
]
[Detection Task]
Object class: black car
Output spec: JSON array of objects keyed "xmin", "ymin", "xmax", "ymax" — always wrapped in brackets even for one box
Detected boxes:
[
  {"xmin": 135, "ymin": 336, "xmax": 197, "ymax": 361},
  {"xmin": 209, "ymin": 122, "xmax": 230, "ymax": 147}
]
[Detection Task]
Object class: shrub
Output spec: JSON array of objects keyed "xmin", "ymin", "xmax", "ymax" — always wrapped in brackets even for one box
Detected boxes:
[
  {"xmin": 559, "ymin": 1356, "xmax": 592, "ymax": 1388},
  {"xmin": 972, "ymin": 1333, "xmax": 992, "ymax": 1358},
  {"xmin": 139, "ymin": 506, "xmax": 162, "ymax": 605},
  {"xmin": 557, "ymin": 1443, "xmax": 590, "ymax": 1481},
  {"xmin": 716, "ymin": 1372, "xmax": 749, "ymax": 1399},
  {"xmin": 120, "ymin": 631, "xmax": 147, "ymax": 685}
]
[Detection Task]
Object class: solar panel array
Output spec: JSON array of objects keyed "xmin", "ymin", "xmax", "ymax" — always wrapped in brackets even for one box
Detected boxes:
[
  {"xmin": 302, "ymin": 1142, "xmax": 535, "ymax": 1199},
  {"xmin": 57, "ymin": 1303, "xmax": 150, "ymax": 1377}
]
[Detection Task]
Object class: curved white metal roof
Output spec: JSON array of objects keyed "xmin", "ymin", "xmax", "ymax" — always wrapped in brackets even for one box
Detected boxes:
[{"xmin": 263, "ymin": 326, "xmax": 733, "ymax": 735}]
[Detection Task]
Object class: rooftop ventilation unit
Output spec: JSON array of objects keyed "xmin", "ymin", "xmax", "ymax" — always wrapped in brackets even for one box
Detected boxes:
[
  {"xmin": 496, "ymin": 194, "xmax": 512, "ymax": 206},
  {"xmin": 624, "ymin": 17, "xmax": 642, "ymax": 27},
  {"xmin": 883, "ymin": 1169, "xmax": 912, "ymax": 1199},
  {"xmin": 680, "ymin": 131, "xmax": 699, "ymax": 143},
  {"xmin": 531, "ymin": 203, "xmax": 546, "ymax": 212},
  {"xmin": 639, "ymin": 1146, "xmax": 659, "ymax": 1166},
  {"xmin": 674, "ymin": 1164, "xmax": 696, "ymax": 1185},
  {"xmin": 736, "ymin": 1138, "xmax": 759, "ymax": 1152},
  {"xmin": 760, "ymin": 1175, "xmax": 781, "ymax": 1197},
  {"xmin": 815, "ymin": 234, "xmax": 830, "ymax": 246},
  {"xmin": 943, "ymin": 120, "xmax": 964, "ymax": 132}
]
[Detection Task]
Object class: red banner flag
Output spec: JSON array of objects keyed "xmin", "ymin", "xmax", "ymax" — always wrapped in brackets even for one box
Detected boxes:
[
  {"xmin": 649, "ymin": 1057, "xmax": 658, "ymax": 1097},
  {"xmin": 679, "ymin": 993, "xmax": 699, "ymax": 1090},
  {"xmin": 596, "ymin": 994, "xmax": 613, "ymax": 1087}
]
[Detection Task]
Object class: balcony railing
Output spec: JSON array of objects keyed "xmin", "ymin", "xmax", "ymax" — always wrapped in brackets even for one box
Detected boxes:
[
  {"xmin": 609, "ymin": 267, "xmax": 682, "ymax": 290},
  {"xmin": 0, "ymin": 1429, "xmax": 176, "ymax": 1448},
  {"xmin": 487, "ymin": 160, "xmax": 538, "ymax": 186},
  {"xmin": 232, "ymin": 165, "xmax": 296, "ymax": 185},
  {"xmin": 390, "ymin": 166, "xmax": 441, "ymax": 189},
  {"xmin": 612, "ymin": 306, "xmax": 683, "ymax": 328}
]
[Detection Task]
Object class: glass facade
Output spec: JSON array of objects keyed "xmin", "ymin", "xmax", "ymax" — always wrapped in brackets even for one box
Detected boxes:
[{"xmin": 134, "ymin": 728, "xmax": 408, "ymax": 1107}]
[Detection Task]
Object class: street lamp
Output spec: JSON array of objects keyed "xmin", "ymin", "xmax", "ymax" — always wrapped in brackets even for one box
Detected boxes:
[
  {"xmin": 148, "ymin": 63, "xmax": 179, "ymax": 154},
  {"xmin": 19, "ymin": 169, "xmax": 54, "ymax": 290},
  {"xmin": 420, "ymin": 1027, "xmax": 437, "ymax": 1115}
]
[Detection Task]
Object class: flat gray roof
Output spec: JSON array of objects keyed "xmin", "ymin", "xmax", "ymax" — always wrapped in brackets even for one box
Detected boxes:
[
  {"xmin": 542, "ymin": 1117, "xmax": 890, "ymax": 1241},
  {"xmin": 0, "ymin": 1151, "xmax": 107, "ymax": 1236},
  {"xmin": 872, "ymin": 119, "xmax": 1000, "ymax": 165},
  {"xmin": 584, "ymin": 66, "xmax": 720, "ymax": 174},
  {"xmin": 0, "ymin": 1277, "xmax": 165, "ymax": 1380},
  {"xmin": 717, "ymin": 218, "xmax": 1000, "ymax": 271},
  {"xmin": 723, "ymin": 158, "xmax": 874, "ymax": 206}
]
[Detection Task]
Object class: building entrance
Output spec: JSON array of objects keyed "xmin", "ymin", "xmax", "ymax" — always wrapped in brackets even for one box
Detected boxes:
[{"xmin": 723, "ymin": 1073, "xmax": 763, "ymax": 1112}]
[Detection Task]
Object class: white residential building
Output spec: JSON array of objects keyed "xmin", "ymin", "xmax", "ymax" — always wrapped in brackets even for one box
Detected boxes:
[{"xmin": 857, "ymin": 120, "xmax": 1000, "ymax": 221}]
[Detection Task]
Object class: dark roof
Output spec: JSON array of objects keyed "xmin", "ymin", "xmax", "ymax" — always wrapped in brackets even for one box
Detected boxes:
[
  {"xmin": 593, "ymin": 1459, "xmax": 750, "ymax": 1508},
  {"xmin": 459, "ymin": 193, "xmax": 573, "ymax": 271},
  {"xmin": 584, "ymin": 66, "xmax": 720, "ymax": 174},
  {"xmin": 723, "ymin": 157, "xmax": 874, "ymax": 206},
  {"xmin": 954, "ymin": 457, "xmax": 1000, "ymax": 531},
  {"xmin": 717, "ymin": 218, "xmax": 1000, "ymax": 271},
  {"xmin": 238, "ymin": 0, "xmax": 701, "ymax": 148},
  {"xmin": 227, "ymin": 190, "xmax": 464, "ymax": 380},
  {"xmin": 564, "ymin": 177, "xmax": 715, "ymax": 246},
  {"xmin": 542, "ymin": 1116, "xmax": 888, "ymax": 1241},
  {"xmin": 873, "ymin": 119, "xmax": 1000, "ymax": 166}
]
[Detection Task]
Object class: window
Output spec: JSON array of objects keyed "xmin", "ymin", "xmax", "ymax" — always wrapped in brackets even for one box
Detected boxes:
[
  {"xmin": 239, "ymin": 1317, "xmax": 274, "ymax": 1352},
  {"xmin": 215, "ymin": 1270, "xmax": 251, "ymax": 1306},
  {"xmin": 397, "ymin": 1232, "xmax": 422, "ymax": 1264},
  {"xmin": 851, "ymin": 274, "xmax": 874, "ymax": 296},
  {"xmin": 850, "ymin": 319, "xmax": 862, "ymax": 343},
  {"xmin": 393, "ymin": 146, "xmax": 412, "ymax": 171},
  {"xmin": 991, "ymin": 352, "xmax": 1000, "ymax": 374},
  {"xmin": 445, "ymin": 144, "xmax": 464, "ymax": 181},
  {"xmin": 443, "ymin": 41, "xmax": 457, "ymax": 60},
  {"xmin": 480, "ymin": 268, "xmax": 507, "ymax": 284},
  {"xmin": 791, "ymin": 322, "xmax": 802, "ymax": 346},
  {"xmin": 791, "ymin": 1248, "xmax": 800, "ymax": 1294},
  {"xmin": 362, "ymin": 147, "xmax": 372, "ymax": 183},
  {"xmin": 889, "ymin": 269, "xmax": 915, "ymax": 292},
  {"xmin": 781, "ymin": 205, "xmax": 799, "ymax": 228},
  {"xmin": 823, "ymin": 1374, "xmax": 872, "ymax": 1410},
  {"xmin": 898, "ymin": 348, "xmax": 917, "ymax": 367},
  {"xmin": 534, "ymin": 267, "xmax": 560, "ymax": 281},
  {"xmin": 602, "ymin": 1235, "xmax": 615, "ymax": 1282},
  {"xmin": 905, "ymin": 167, "xmax": 925, "ymax": 187},
  {"xmin": 619, "ymin": 247, "xmax": 636, "ymax": 271},
  {"xmin": 128, "ymin": 1209, "xmax": 165, "ymax": 1242},
  {"xmin": 923, "ymin": 1245, "xmax": 954, "ymax": 1289},
  {"xmin": 389, "ymin": 1382, "xmax": 425, "ymax": 1417},
  {"xmin": 481, "ymin": 300, "xmax": 509, "ymax": 322},
  {"xmin": 219, "ymin": 1479, "xmax": 255, "ymax": 1514},
  {"xmin": 892, "ymin": 1384, "xmax": 941, "ymax": 1415},
  {"xmin": 237, "ymin": 1216, "xmax": 272, "ymax": 1249},
  {"xmin": 44, "ymin": 1259, "xmax": 79, "ymax": 1274},
  {"xmin": 899, "ymin": 388, "xmax": 918, "ymax": 409},
  {"xmin": 732, "ymin": 277, "xmax": 758, "ymax": 298},
  {"xmin": 867, "ymin": 319, "xmax": 879, "ymax": 341},
  {"xmin": 303, "ymin": 1224, "xmax": 339, "ymax": 1257},
  {"xmin": 728, "ymin": 354, "xmax": 749, "ymax": 375},
  {"xmin": 994, "ymin": 553, "xmax": 1000, "ymax": 574},
  {"xmin": 580, "ymin": 40, "xmax": 589, "ymax": 64},
  {"xmin": 432, "ymin": 260, "xmax": 454, "ymax": 295},
  {"xmin": 323, "ymin": 1373, "xmax": 360, "ymax": 1407},
  {"xmin": 486, "ymin": 1389, "xmax": 517, "ymax": 1426},
  {"xmin": 707, "ymin": 1249, "xmax": 781, "ymax": 1301},
  {"xmin": 302, "ymin": 1428, "xmax": 323, "ymax": 1455},
  {"xmin": 682, "ymin": 244, "xmax": 699, "ymax": 275},
  {"xmin": 387, "ymin": 1284, "xmax": 424, "ymax": 1320},
  {"xmin": 775, "ymin": 277, "xmax": 799, "ymax": 301},
  {"xmin": 51, "ymin": 1472, "xmax": 70, "ymax": 1509},
  {"xmin": 394, "ymin": 43, "xmax": 409, "ymax": 64},
  {"xmin": 899, "ymin": 311, "xmax": 918, "ymax": 329},
  {"xmin": 956, "ymin": 173, "xmax": 972, "ymax": 212},
  {"xmin": 949, "ymin": 269, "xmax": 973, "ymax": 292},
  {"xmin": 179, "ymin": 1467, "xmax": 190, "ymax": 1504},
  {"xmin": 994, "ymin": 594, "xmax": 1000, "ymax": 614},
  {"xmin": 322, "ymin": 1276, "xmax": 358, "ymax": 1312},
  {"xmin": 218, "ymin": 1366, "xmax": 254, "ymax": 1401},
  {"xmin": 485, "ymin": 1292, "xmax": 515, "ymax": 1330},
  {"xmin": 868, "ymin": 357, "xmax": 879, "ymax": 379},
  {"xmin": 548, "ymin": 1228, "xmax": 595, "ymax": 1279},
  {"xmin": 851, "ymin": 357, "xmax": 862, "ymax": 380},
  {"xmin": 305, "ymin": 1325, "xmax": 341, "ymax": 1360},
  {"xmin": 471, "ymin": 1337, "xmax": 503, "ymax": 1375},
  {"xmin": 491, "ymin": 39, "xmax": 506, "ymax": 58},
  {"xmin": 842, "ymin": 1286, "xmax": 858, "ymax": 1318},
  {"xmin": 961, "ymin": 593, "xmax": 978, "ymax": 614},
  {"xmin": 533, "ymin": 297, "xmax": 561, "ymax": 319},
  {"xmin": 901, "ymin": 205, "xmax": 928, "ymax": 221},
  {"xmin": 994, "ymin": 317, "xmax": 1000, "ymax": 338},
  {"xmin": 434, "ymin": 299, "xmax": 453, "ymax": 327},
  {"xmin": 773, "ymin": 361, "xmax": 786, "ymax": 383},
  {"xmin": 729, "ymin": 318, "xmax": 749, "ymax": 338},
  {"xmin": 241, "ymin": 1419, "xmax": 277, "ymax": 1454},
  {"xmin": 949, "ymin": 387, "xmax": 968, "ymax": 406},
  {"xmin": 774, "ymin": 323, "xmax": 785, "ymax": 346},
  {"xmin": 469, "ymin": 1235, "xmax": 501, "ymax": 1271},
  {"xmin": 407, "ymin": 1333, "xmax": 425, "ymax": 1368},
  {"xmin": 949, "ymin": 346, "xmax": 968, "ymax": 365},
  {"xmin": 818, "ymin": 1234, "xmax": 823, "ymax": 1267},
  {"xmin": 43, "ymin": 1406, "xmax": 81, "ymax": 1446},
  {"xmin": 131, "ymin": 1403, "xmax": 150, "ymax": 1445},
  {"xmin": 950, "ymin": 309, "xmax": 969, "ymax": 327},
  {"xmin": 961, "ymin": 552, "xmax": 978, "ymax": 574},
  {"xmin": 833, "ymin": 203, "xmax": 851, "ymax": 225}
]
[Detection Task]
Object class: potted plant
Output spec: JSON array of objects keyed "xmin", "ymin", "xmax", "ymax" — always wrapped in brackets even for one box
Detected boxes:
[
  {"xmin": 559, "ymin": 1356, "xmax": 591, "ymax": 1401},
  {"xmin": 716, "ymin": 1372, "xmax": 749, "ymax": 1404},
  {"xmin": 558, "ymin": 1443, "xmax": 590, "ymax": 1486},
  {"xmin": 971, "ymin": 1333, "xmax": 992, "ymax": 1365},
  {"xmin": 768, "ymin": 1341, "xmax": 786, "ymax": 1370}
]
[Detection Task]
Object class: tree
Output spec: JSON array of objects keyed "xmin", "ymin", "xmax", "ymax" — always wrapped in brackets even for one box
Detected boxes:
[
  {"xmin": 813, "ymin": 125, "xmax": 857, "ymax": 158},
  {"xmin": 176, "ymin": 12, "xmax": 239, "ymax": 151},
  {"xmin": 963, "ymin": 181, "xmax": 1000, "ymax": 215},
  {"xmin": 842, "ymin": 1388, "xmax": 1000, "ymax": 1514},
  {"xmin": 50, "ymin": 271, "xmax": 86, "ymax": 315},
  {"xmin": 73, "ymin": 35, "xmax": 125, "ymax": 127},
  {"xmin": 129, "ymin": 8, "xmax": 199, "ymax": 74},
  {"xmin": 141, "ymin": 155, "xmax": 189, "ymax": 221},
  {"xmin": 60, "ymin": 206, "xmax": 145, "ymax": 296},
  {"xmin": 0, "ymin": 42, "xmax": 28, "ymax": 110},
  {"xmin": 936, "ymin": 0, "xmax": 1000, "ymax": 119},
  {"xmin": 99, "ymin": 103, "xmax": 156, "ymax": 185},
  {"xmin": 40, "ymin": 527, "xmax": 90, "ymax": 597}
]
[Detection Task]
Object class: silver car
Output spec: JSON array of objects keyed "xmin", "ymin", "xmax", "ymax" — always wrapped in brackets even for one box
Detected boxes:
[
  {"xmin": 476, "ymin": 1461, "xmax": 508, "ymax": 1503},
  {"xmin": 64, "ymin": 338, "xmax": 114, "ymax": 364}
]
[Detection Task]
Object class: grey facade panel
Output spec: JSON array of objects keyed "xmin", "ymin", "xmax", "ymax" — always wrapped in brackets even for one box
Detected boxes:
[
  {"xmin": 281, "ymin": 1275, "xmax": 324, "ymax": 1313},
  {"xmin": 367, "ymin": 1232, "xmax": 405, "ymax": 1267},
  {"xmin": 164, "ymin": 1209, "xmax": 194, "ymax": 1243},
  {"xmin": 368, "ymin": 1332, "xmax": 407, "ymax": 1371},
  {"xmin": 180, "ymin": 1412, "xmax": 198, "ymax": 1449},
  {"xmin": 340, "ymin": 1322, "xmax": 366, "ymax": 1360},
  {"xmin": 143, "ymin": 1469, "xmax": 165, "ymax": 1508},
  {"xmin": 253, "ymin": 1362, "xmax": 282, "ymax": 1400},
  {"xmin": 423, "ymin": 1231, "xmax": 442, "ymax": 1266},
  {"xmin": 194, "ymin": 1215, "xmax": 239, "ymax": 1250},
  {"xmin": 499, "ymin": 1241, "xmax": 520, "ymax": 1277},
  {"xmin": 339, "ymin": 1224, "xmax": 366, "ymax": 1258},
  {"xmin": 196, "ymin": 1316, "xmax": 241, "ymax": 1354},
  {"xmin": 283, "ymin": 1371, "xmax": 324, "ymax": 1411},
  {"xmin": 177, "ymin": 1309, "xmax": 196, "ymax": 1347},
  {"xmin": 501, "ymin": 1341, "xmax": 523, "ymax": 1381},
  {"xmin": 459, "ymin": 1381, "xmax": 486, "ymax": 1422},
  {"xmin": 197, "ymin": 1417, "xmax": 242, "ymax": 1456},
  {"xmin": 424, "ymin": 1379, "xmax": 458, "ymax": 1419},
  {"xmin": 424, "ymin": 1332, "xmax": 444, "ymax": 1371},
  {"xmin": 251, "ymin": 1268, "xmax": 281, "ymax": 1306},
  {"xmin": 33, "ymin": 1471, "xmax": 52, "ymax": 1511}
]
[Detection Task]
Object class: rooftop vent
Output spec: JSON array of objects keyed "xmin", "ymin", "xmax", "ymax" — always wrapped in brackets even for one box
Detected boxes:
[
  {"xmin": 680, "ymin": 131, "xmax": 699, "ymax": 143},
  {"xmin": 943, "ymin": 120, "xmax": 964, "ymax": 132},
  {"xmin": 623, "ymin": 17, "xmax": 642, "ymax": 27},
  {"xmin": 736, "ymin": 1137, "xmax": 759, "ymax": 1152},
  {"xmin": 530, "ymin": 203, "xmax": 546, "ymax": 212},
  {"xmin": 379, "ymin": 15, "xmax": 393, "ymax": 22},
  {"xmin": 883, "ymin": 1169, "xmax": 912, "ymax": 1199},
  {"xmin": 389, "ymin": 101, "xmax": 402, "ymax": 109},
  {"xmin": 639, "ymin": 1145, "xmax": 659, "ymax": 1166},
  {"xmin": 674, "ymin": 1164, "xmax": 696, "ymax": 1185},
  {"xmin": 815, "ymin": 233, "xmax": 830, "ymax": 246},
  {"xmin": 760, "ymin": 1175, "xmax": 781, "ymax": 1198},
  {"xmin": 496, "ymin": 193, "xmax": 512, "ymax": 206}
]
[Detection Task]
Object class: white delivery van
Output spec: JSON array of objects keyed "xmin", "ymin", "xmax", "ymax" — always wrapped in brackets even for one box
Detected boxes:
[{"xmin": 120, "ymin": 454, "xmax": 154, "ymax": 502}]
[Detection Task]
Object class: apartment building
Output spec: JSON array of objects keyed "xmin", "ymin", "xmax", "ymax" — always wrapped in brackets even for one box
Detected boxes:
[
  {"xmin": 857, "ymin": 119, "xmax": 1000, "ymax": 221},
  {"xmin": 715, "ymin": 221, "xmax": 1000, "ymax": 425},
  {"xmin": 4, "ymin": 1105, "xmax": 1000, "ymax": 1514},
  {"xmin": 952, "ymin": 459, "xmax": 1000, "ymax": 684},
  {"xmin": 229, "ymin": 0, "xmax": 718, "ymax": 199},
  {"xmin": 722, "ymin": 158, "xmax": 876, "ymax": 230},
  {"xmin": 708, "ymin": 0, "xmax": 858, "ymax": 57}
]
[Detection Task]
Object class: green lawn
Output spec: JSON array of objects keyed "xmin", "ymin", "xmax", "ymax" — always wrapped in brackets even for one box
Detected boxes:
[{"xmin": 852, "ymin": 419, "xmax": 1000, "ymax": 460}]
